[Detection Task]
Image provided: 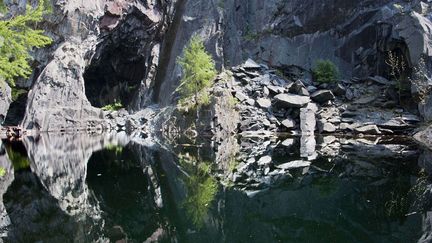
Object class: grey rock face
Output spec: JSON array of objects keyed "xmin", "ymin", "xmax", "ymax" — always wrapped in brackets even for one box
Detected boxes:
[
  {"xmin": 18, "ymin": 0, "xmax": 173, "ymax": 131},
  {"xmin": 0, "ymin": 84, "xmax": 11, "ymax": 123},
  {"xmin": 274, "ymin": 94, "xmax": 310, "ymax": 108},
  {"xmin": 14, "ymin": 0, "xmax": 432, "ymax": 131},
  {"xmin": 0, "ymin": 141, "xmax": 14, "ymax": 234},
  {"xmin": 154, "ymin": 0, "xmax": 224, "ymax": 106},
  {"xmin": 22, "ymin": 42, "xmax": 107, "ymax": 131}
]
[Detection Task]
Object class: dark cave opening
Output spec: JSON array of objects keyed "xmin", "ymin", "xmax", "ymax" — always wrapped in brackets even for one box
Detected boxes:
[
  {"xmin": 84, "ymin": 7, "xmax": 157, "ymax": 109},
  {"xmin": 84, "ymin": 47, "xmax": 145, "ymax": 109}
]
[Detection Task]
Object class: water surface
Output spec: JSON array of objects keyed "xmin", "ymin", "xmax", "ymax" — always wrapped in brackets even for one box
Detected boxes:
[{"xmin": 0, "ymin": 133, "xmax": 430, "ymax": 243}]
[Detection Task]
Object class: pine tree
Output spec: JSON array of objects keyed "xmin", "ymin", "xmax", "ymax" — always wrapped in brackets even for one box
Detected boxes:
[
  {"xmin": 0, "ymin": 0, "xmax": 52, "ymax": 86},
  {"xmin": 177, "ymin": 36, "xmax": 216, "ymax": 107}
]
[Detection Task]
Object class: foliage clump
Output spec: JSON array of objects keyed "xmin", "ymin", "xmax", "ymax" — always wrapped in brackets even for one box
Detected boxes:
[
  {"xmin": 312, "ymin": 60, "xmax": 339, "ymax": 83},
  {"xmin": 177, "ymin": 36, "xmax": 216, "ymax": 109},
  {"xmin": 386, "ymin": 51, "xmax": 409, "ymax": 103},
  {"xmin": 101, "ymin": 101, "xmax": 123, "ymax": 111},
  {"xmin": 0, "ymin": 167, "xmax": 5, "ymax": 177},
  {"xmin": 0, "ymin": 1, "xmax": 52, "ymax": 86}
]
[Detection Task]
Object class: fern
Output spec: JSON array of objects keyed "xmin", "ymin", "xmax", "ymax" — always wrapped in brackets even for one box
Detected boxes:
[{"xmin": 0, "ymin": 1, "xmax": 52, "ymax": 86}]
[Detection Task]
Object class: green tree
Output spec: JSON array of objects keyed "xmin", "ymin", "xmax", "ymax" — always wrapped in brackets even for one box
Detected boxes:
[
  {"xmin": 312, "ymin": 59, "xmax": 339, "ymax": 83},
  {"xmin": 0, "ymin": 1, "xmax": 52, "ymax": 86},
  {"xmin": 177, "ymin": 36, "xmax": 216, "ymax": 108}
]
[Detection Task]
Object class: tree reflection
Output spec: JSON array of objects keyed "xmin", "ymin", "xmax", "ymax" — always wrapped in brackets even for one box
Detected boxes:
[
  {"xmin": 178, "ymin": 153, "xmax": 218, "ymax": 228},
  {"xmin": 5, "ymin": 144, "xmax": 30, "ymax": 171}
]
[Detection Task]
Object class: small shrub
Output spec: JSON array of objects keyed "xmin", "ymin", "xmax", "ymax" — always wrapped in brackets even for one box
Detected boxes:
[
  {"xmin": 0, "ymin": 167, "xmax": 6, "ymax": 177},
  {"xmin": 312, "ymin": 60, "xmax": 339, "ymax": 83},
  {"xmin": 227, "ymin": 95, "xmax": 238, "ymax": 109},
  {"xmin": 177, "ymin": 35, "xmax": 217, "ymax": 108},
  {"xmin": 101, "ymin": 101, "xmax": 123, "ymax": 111},
  {"xmin": 198, "ymin": 91, "xmax": 212, "ymax": 106},
  {"xmin": 386, "ymin": 51, "xmax": 408, "ymax": 103}
]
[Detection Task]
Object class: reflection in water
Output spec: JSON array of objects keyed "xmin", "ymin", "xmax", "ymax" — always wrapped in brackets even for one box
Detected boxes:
[
  {"xmin": 0, "ymin": 133, "xmax": 430, "ymax": 242},
  {"xmin": 5, "ymin": 142, "xmax": 30, "ymax": 171},
  {"xmin": 178, "ymin": 154, "xmax": 218, "ymax": 228}
]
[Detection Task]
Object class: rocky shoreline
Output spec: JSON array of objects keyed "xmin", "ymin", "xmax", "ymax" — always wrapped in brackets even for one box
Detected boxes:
[{"xmin": 224, "ymin": 59, "xmax": 421, "ymax": 138}]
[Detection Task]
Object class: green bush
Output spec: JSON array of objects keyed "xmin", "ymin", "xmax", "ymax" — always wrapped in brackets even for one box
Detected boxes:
[
  {"xmin": 177, "ymin": 36, "xmax": 217, "ymax": 107},
  {"xmin": 312, "ymin": 60, "xmax": 339, "ymax": 83}
]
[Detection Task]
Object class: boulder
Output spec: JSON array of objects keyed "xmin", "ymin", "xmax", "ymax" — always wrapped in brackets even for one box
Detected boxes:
[
  {"xmin": 300, "ymin": 103, "xmax": 318, "ymax": 135},
  {"xmin": 281, "ymin": 118, "xmax": 296, "ymax": 129},
  {"xmin": 355, "ymin": 125, "xmax": 381, "ymax": 135},
  {"xmin": 256, "ymin": 98, "xmax": 271, "ymax": 109},
  {"xmin": 332, "ymin": 84, "xmax": 346, "ymax": 96},
  {"xmin": 290, "ymin": 80, "xmax": 309, "ymax": 96},
  {"xmin": 267, "ymin": 85, "xmax": 285, "ymax": 94},
  {"xmin": 257, "ymin": 155, "xmax": 272, "ymax": 165},
  {"xmin": 243, "ymin": 58, "xmax": 261, "ymax": 69},
  {"xmin": 277, "ymin": 160, "xmax": 311, "ymax": 170},
  {"xmin": 281, "ymin": 138, "xmax": 295, "ymax": 147},
  {"xmin": 319, "ymin": 121, "xmax": 336, "ymax": 133},
  {"xmin": 310, "ymin": 90, "xmax": 335, "ymax": 103},
  {"xmin": 274, "ymin": 94, "xmax": 310, "ymax": 108},
  {"xmin": 235, "ymin": 91, "xmax": 248, "ymax": 102}
]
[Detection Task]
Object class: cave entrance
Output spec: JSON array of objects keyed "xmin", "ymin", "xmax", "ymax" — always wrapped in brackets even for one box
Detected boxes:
[{"xmin": 84, "ymin": 45, "xmax": 145, "ymax": 109}]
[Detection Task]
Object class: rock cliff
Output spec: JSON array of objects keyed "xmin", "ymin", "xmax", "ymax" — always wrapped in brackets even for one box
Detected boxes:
[{"xmin": 1, "ymin": 0, "xmax": 432, "ymax": 135}]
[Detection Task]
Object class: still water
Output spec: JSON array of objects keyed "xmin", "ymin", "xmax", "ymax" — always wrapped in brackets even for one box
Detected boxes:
[{"xmin": 0, "ymin": 133, "xmax": 430, "ymax": 242}]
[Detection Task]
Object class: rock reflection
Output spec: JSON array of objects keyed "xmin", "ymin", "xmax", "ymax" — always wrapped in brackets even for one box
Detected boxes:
[{"xmin": 23, "ymin": 132, "xmax": 129, "ymax": 217}]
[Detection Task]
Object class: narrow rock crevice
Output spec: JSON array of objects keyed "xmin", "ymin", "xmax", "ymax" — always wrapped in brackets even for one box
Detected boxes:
[{"xmin": 152, "ymin": 0, "xmax": 188, "ymax": 104}]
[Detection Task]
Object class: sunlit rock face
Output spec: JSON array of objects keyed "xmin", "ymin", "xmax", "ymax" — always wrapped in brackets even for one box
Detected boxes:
[
  {"xmin": 0, "ymin": 142, "xmax": 14, "ymax": 237},
  {"xmin": 18, "ymin": 0, "xmax": 175, "ymax": 131}
]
